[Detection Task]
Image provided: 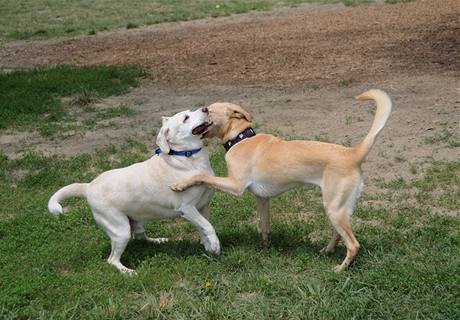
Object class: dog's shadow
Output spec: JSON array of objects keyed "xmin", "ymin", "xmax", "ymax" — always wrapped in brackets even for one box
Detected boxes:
[{"xmin": 107, "ymin": 227, "xmax": 349, "ymax": 269}]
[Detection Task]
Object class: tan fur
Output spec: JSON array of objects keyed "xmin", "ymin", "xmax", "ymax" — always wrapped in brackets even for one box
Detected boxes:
[{"xmin": 172, "ymin": 89, "xmax": 392, "ymax": 272}]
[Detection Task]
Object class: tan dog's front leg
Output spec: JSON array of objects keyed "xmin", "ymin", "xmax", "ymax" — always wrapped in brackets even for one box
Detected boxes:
[
  {"xmin": 171, "ymin": 173, "xmax": 246, "ymax": 196},
  {"xmin": 256, "ymin": 196, "xmax": 271, "ymax": 247}
]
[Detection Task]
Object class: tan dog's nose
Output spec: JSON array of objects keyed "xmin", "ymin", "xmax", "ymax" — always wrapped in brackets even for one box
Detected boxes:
[{"xmin": 201, "ymin": 107, "xmax": 208, "ymax": 113}]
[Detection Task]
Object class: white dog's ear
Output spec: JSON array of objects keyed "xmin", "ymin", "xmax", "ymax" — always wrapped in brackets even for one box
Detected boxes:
[
  {"xmin": 162, "ymin": 116, "xmax": 170, "ymax": 126},
  {"xmin": 156, "ymin": 125, "xmax": 170, "ymax": 154}
]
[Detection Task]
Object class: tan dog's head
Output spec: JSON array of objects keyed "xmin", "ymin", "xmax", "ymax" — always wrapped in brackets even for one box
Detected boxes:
[{"xmin": 203, "ymin": 103, "xmax": 253, "ymax": 142}]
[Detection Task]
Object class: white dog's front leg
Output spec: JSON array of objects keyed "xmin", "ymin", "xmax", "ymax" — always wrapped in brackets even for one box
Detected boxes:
[{"xmin": 180, "ymin": 205, "xmax": 220, "ymax": 255}]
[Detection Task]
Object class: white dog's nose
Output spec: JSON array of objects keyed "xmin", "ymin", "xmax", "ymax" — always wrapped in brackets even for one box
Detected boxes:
[{"xmin": 201, "ymin": 107, "xmax": 208, "ymax": 113}]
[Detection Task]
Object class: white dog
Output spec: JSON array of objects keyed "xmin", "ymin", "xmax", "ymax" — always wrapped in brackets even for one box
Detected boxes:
[{"xmin": 48, "ymin": 107, "xmax": 218, "ymax": 274}]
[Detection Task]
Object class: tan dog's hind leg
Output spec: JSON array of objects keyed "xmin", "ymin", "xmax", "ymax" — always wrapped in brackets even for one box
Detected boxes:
[
  {"xmin": 329, "ymin": 212, "xmax": 360, "ymax": 272},
  {"xmin": 321, "ymin": 229, "xmax": 341, "ymax": 254},
  {"xmin": 322, "ymin": 173, "xmax": 362, "ymax": 272},
  {"xmin": 256, "ymin": 196, "xmax": 271, "ymax": 247}
]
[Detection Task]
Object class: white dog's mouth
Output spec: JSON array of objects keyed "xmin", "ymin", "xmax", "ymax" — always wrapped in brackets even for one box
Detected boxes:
[{"xmin": 192, "ymin": 122, "xmax": 212, "ymax": 136}]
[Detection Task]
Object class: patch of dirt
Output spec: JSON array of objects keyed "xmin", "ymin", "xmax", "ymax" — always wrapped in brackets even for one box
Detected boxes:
[
  {"xmin": 0, "ymin": 0, "xmax": 459, "ymax": 196},
  {"xmin": 1, "ymin": 0, "xmax": 458, "ymax": 85}
]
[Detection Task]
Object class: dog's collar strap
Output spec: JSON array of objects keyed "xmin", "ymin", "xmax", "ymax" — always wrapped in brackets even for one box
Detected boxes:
[
  {"xmin": 223, "ymin": 128, "xmax": 256, "ymax": 152},
  {"xmin": 155, "ymin": 147, "xmax": 202, "ymax": 157}
]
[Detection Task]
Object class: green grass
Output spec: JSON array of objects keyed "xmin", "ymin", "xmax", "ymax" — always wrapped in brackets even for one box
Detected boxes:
[
  {"xmin": 0, "ymin": 143, "xmax": 458, "ymax": 319},
  {"xmin": 0, "ymin": 65, "xmax": 146, "ymax": 130},
  {"xmin": 0, "ymin": 0, "xmax": 382, "ymax": 41}
]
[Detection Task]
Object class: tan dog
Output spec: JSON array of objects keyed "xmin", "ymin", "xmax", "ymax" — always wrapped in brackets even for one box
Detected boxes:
[{"xmin": 171, "ymin": 90, "xmax": 392, "ymax": 272}]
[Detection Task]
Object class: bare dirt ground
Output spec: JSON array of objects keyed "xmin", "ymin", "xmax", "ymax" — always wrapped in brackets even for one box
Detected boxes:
[{"xmin": 1, "ymin": 0, "xmax": 459, "ymax": 194}]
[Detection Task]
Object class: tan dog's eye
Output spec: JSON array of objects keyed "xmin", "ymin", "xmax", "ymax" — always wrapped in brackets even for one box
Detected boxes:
[{"xmin": 183, "ymin": 115, "xmax": 189, "ymax": 123}]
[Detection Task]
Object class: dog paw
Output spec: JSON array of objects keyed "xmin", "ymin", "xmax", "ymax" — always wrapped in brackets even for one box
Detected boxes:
[
  {"xmin": 256, "ymin": 241, "xmax": 271, "ymax": 251},
  {"xmin": 121, "ymin": 267, "xmax": 138, "ymax": 276},
  {"xmin": 170, "ymin": 183, "xmax": 186, "ymax": 192},
  {"xmin": 146, "ymin": 237, "xmax": 168, "ymax": 244},
  {"xmin": 203, "ymin": 235, "xmax": 221, "ymax": 255},
  {"xmin": 320, "ymin": 246, "xmax": 335, "ymax": 254},
  {"xmin": 333, "ymin": 264, "xmax": 346, "ymax": 273}
]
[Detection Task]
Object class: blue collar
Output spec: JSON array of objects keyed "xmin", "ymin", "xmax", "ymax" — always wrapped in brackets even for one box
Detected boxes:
[
  {"xmin": 155, "ymin": 147, "xmax": 202, "ymax": 157},
  {"xmin": 223, "ymin": 128, "xmax": 256, "ymax": 152}
]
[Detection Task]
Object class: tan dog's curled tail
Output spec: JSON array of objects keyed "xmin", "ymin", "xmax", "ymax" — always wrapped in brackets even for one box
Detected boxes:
[
  {"xmin": 353, "ymin": 89, "xmax": 392, "ymax": 163},
  {"xmin": 48, "ymin": 183, "xmax": 88, "ymax": 215}
]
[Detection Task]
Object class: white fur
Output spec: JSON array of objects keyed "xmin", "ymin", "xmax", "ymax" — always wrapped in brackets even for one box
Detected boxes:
[{"xmin": 48, "ymin": 108, "xmax": 218, "ymax": 274}]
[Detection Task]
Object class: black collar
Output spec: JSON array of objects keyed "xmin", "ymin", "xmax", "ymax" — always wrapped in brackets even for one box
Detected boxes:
[{"xmin": 223, "ymin": 128, "xmax": 256, "ymax": 152}]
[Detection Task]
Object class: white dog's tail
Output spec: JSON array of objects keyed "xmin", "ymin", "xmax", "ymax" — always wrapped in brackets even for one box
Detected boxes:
[
  {"xmin": 353, "ymin": 89, "xmax": 392, "ymax": 163},
  {"xmin": 48, "ymin": 183, "xmax": 88, "ymax": 215}
]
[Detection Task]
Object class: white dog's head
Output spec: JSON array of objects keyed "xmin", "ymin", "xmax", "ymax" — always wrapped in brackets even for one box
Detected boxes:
[{"xmin": 156, "ymin": 107, "xmax": 212, "ymax": 153}]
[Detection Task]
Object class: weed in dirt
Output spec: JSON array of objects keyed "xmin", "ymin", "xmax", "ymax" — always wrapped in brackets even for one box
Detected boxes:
[
  {"xmin": 314, "ymin": 132, "xmax": 330, "ymax": 143},
  {"xmin": 0, "ymin": 65, "xmax": 146, "ymax": 130},
  {"xmin": 38, "ymin": 122, "xmax": 61, "ymax": 138},
  {"xmin": 83, "ymin": 117, "xmax": 98, "ymax": 128},
  {"xmin": 96, "ymin": 105, "xmax": 136, "ymax": 120},
  {"xmin": 345, "ymin": 115, "xmax": 353, "ymax": 125},
  {"xmin": 341, "ymin": 136, "xmax": 353, "ymax": 147},
  {"xmin": 385, "ymin": 0, "xmax": 415, "ymax": 4},
  {"xmin": 303, "ymin": 82, "xmax": 320, "ymax": 91},
  {"xmin": 81, "ymin": 105, "xmax": 136, "ymax": 129},
  {"xmin": 424, "ymin": 129, "xmax": 460, "ymax": 148},
  {"xmin": 342, "ymin": 0, "xmax": 372, "ymax": 6},
  {"xmin": 70, "ymin": 88, "xmax": 99, "ymax": 107},
  {"xmin": 126, "ymin": 22, "xmax": 139, "ymax": 29},
  {"xmin": 338, "ymin": 78, "xmax": 353, "ymax": 87},
  {"xmin": 0, "ymin": 144, "xmax": 458, "ymax": 319}
]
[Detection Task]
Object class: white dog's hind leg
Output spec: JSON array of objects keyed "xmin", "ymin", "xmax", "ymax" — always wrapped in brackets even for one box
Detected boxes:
[
  {"xmin": 129, "ymin": 219, "xmax": 168, "ymax": 244},
  {"xmin": 93, "ymin": 209, "xmax": 135, "ymax": 274},
  {"xmin": 180, "ymin": 205, "xmax": 220, "ymax": 255},
  {"xmin": 197, "ymin": 205, "xmax": 211, "ymax": 247}
]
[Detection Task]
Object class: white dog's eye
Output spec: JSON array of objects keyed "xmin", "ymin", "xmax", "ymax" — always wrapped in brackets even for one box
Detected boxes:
[{"xmin": 183, "ymin": 115, "xmax": 189, "ymax": 123}]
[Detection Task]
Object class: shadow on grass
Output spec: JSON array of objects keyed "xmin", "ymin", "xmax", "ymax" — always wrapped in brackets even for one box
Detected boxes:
[{"xmin": 113, "ymin": 225, "xmax": 348, "ymax": 270}]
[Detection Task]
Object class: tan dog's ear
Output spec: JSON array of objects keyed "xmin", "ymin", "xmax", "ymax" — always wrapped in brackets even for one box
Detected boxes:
[
  {"xmin": 156, "ymin": 125, "xmax": 170, "ymax": 154},
  {"xmin": 229, "ymin": 104, "xmax": 252, "ymax": 122}
]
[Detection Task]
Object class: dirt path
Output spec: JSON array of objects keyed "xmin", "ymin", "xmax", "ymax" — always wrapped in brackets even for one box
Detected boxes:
[
  {"xmin": 1, "ymin": 0, "xmax": 458, "ymax": 85},
  {"xmin": 0, "ymin": 0, "xmax": 459, "ymax": 194}
]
